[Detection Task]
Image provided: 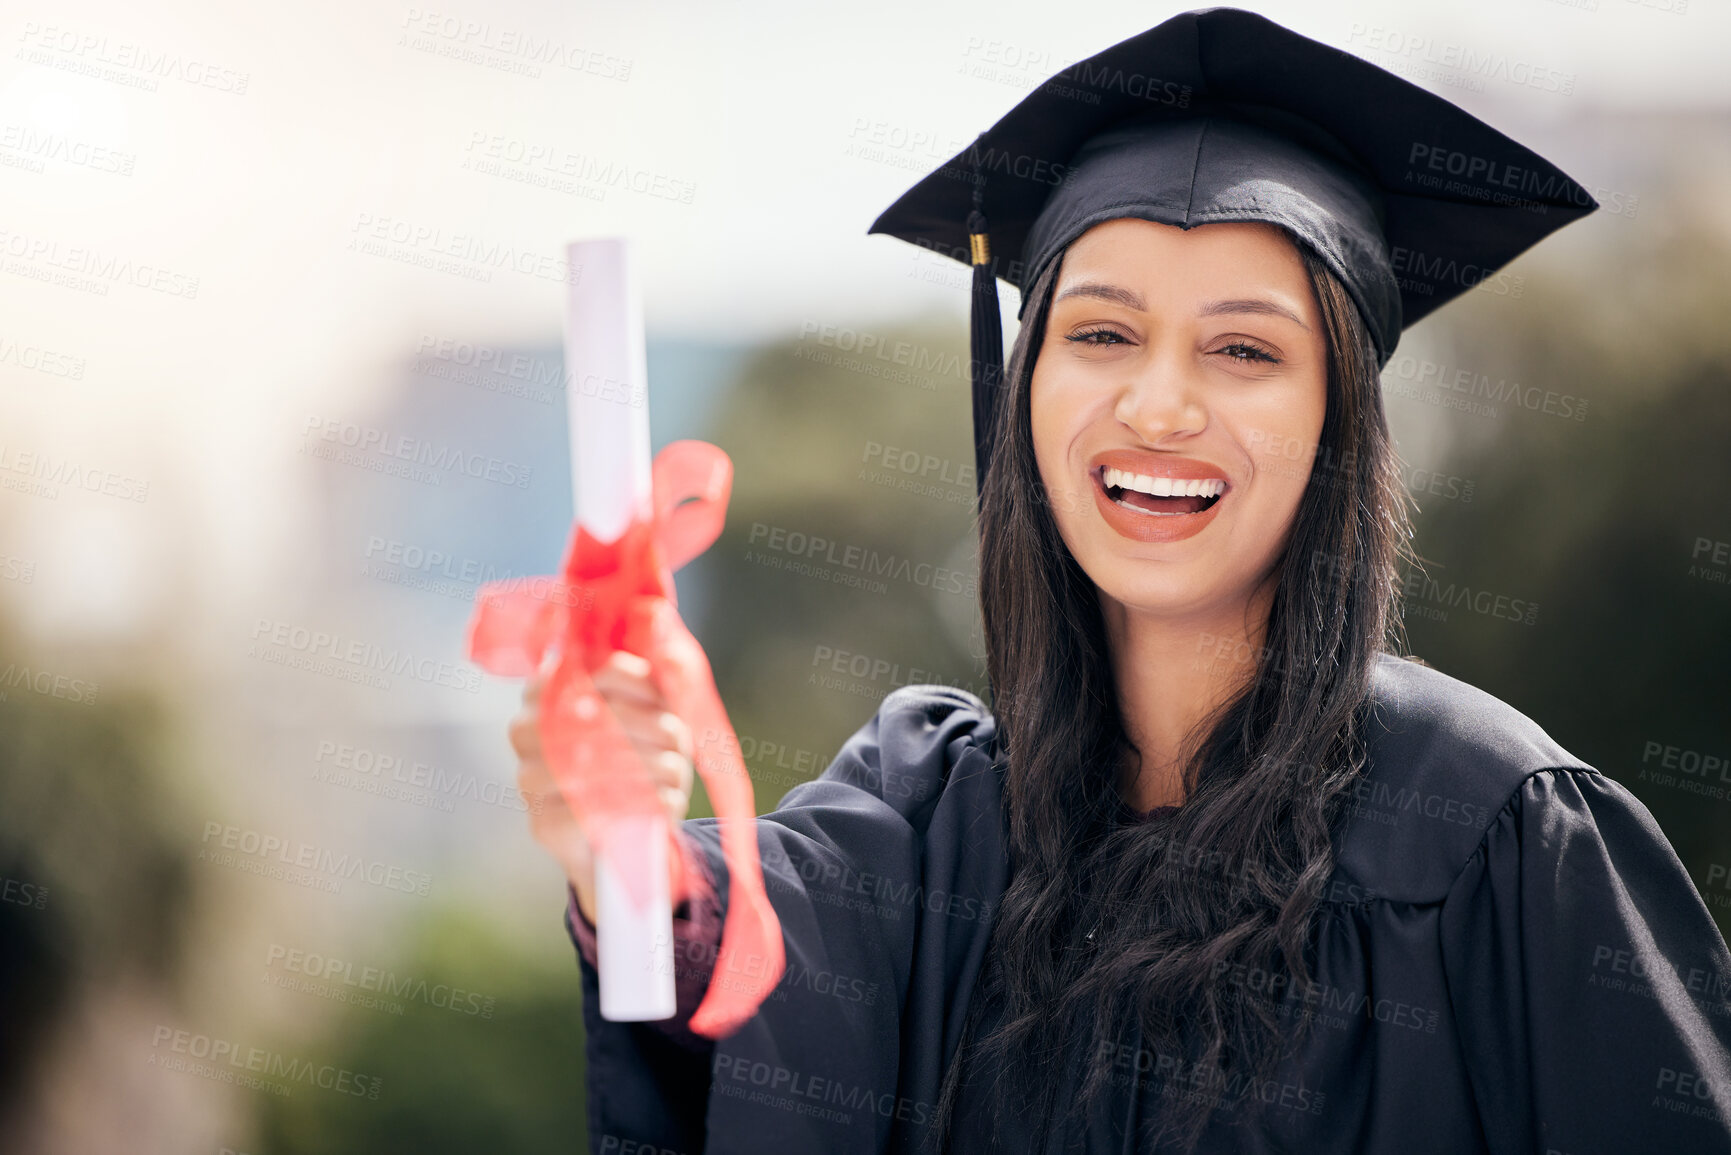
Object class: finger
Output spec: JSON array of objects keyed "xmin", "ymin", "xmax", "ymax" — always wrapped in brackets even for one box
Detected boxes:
[
  {"xmin": 607, "ymin": 699, "xmax": 689, "ymax": 753},
  {"xmin": 597, "ymin": 648, "xmax": 654, "ymax": 683},
  {"xmin": 592, "ymin": 651, "xmax": 662, "ymax": 709},
  {"xmin": 618, "ymin": 600, "xmax": 698, "ymax": 761},
  {"xmin": 516, "ymin": 756, "xmax": 559, "ymax": 806},
  {"xmin": 658, "ymin": 783, "xmax": 688, "ymax": 822},
  {"xmin": 622, "ymin": 597, "xmax": 689, "ymax": 710},
  {"xmin": 508, "ymin": 709, "xmax": 542, "ymax": 760},
  {"xmin": 645, "ymin": 749, "xmax": 694, "ymax": 795},
  {"xmin": 524, "ymin": 650, "xmax": 559, "ymax": 703},
  {"xmin": 629, "ymin": 598, "xmax": 711, "ymax": 724},
  {"xmin": 661, "ymin": 711, "xmax": 694, "ymax": 761},
  {"xmin": 520, "ymin": 783, "xmax": 562, "ymax": 821},
  {"xmin": 614, "ymin": 718, "xmax": 686, "ymax": 781}
]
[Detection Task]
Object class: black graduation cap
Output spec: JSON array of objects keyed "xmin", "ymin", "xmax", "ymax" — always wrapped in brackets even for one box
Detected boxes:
[{"xmin": 868, "ymin": 6, "xmax": 1600, "ymax": 488}]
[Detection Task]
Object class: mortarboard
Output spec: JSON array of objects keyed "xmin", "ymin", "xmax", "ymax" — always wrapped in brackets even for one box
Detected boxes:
[{"xmin": 867, "ymin": 6, "xmax": 1600, "ymax": 488}]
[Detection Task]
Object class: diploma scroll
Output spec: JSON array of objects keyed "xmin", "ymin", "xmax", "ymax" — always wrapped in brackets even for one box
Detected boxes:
[
  {"xmin": 565, "ymin": 238, "xmax": 674, "ymax": 1021},
  {"xmin": 466, "ymin": 237, "xmax": 785, "ymax": 1038}
]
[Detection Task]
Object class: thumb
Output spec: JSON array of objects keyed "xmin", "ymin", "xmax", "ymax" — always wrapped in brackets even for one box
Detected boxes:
[
  {"xmin": 619, "ymin": 594, "xmax": 666, "ymax": 661},
  {"xmin": 619, "ymin": 596, "xmax": 701, "ymax": 712},
  {"xmin": 620, "ymin": 597, "xmax": 716, "ymax": 728}
]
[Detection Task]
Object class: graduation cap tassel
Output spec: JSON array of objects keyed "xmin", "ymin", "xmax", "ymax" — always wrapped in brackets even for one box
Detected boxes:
[{"xmin": 966, "ymin": 207, "xmax": 1004, "ymax": 496}]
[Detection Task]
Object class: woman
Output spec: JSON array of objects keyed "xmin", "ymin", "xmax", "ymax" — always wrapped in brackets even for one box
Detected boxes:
[{"xmin": 512, "ymin": 9, "xmax": 1731, "ymax": 1154}]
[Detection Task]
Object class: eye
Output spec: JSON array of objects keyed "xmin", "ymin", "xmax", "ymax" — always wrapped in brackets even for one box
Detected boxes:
[
  {"xmin": 1065, "ymin": 326, "xmax": 1129, "ymax": 347},
  {"xmin": 1215, "ymin": 341, "xmax": 1280, "ymax": 364}
]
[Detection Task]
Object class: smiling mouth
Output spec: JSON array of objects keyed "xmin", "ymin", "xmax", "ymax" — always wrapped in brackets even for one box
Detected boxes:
[{"xmin": 1096, "ymin": 466, "xmax": 1226, "ymax": 516}]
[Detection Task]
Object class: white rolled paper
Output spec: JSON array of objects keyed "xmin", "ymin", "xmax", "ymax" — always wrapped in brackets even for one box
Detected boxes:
[
  {"xmin": 566, "ymin": 238, "xmax": 654, "ymax": 540},
  {"xmin": 565, "ymin": 237, "xmax": 676, "ymax": 1022}
]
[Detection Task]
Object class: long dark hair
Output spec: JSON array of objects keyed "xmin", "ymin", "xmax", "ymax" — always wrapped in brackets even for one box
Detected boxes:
[{"xmin": 933, "ymin": 230, "xmax": 1412, "ymax": 1151}]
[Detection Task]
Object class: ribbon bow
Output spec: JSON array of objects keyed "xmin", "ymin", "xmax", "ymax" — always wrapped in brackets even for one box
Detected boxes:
[{"xmin": 466, "ymin": 439, "xmax": 784, "ymax": 1038}]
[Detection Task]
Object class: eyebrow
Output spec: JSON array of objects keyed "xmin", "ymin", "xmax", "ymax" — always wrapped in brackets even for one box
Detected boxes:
[
  {"xmin": 1054, "ymin": 281, "xmax": 1146, "ymax": 310},
  {"xmin": 1053, "ymin": 281, "xmax": 1311, "ymax": 331},
  {"xmin": 1199, "ymin": 297, "xmax": 1311, "ymax": 331}
]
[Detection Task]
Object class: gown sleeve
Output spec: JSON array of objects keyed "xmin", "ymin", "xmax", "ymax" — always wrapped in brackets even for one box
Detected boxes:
[
  {"xmin": 1441, "ymin": 767, "xmax": 1731, "ymax": 1154},
  {"xmin": 570, "ymin": 685, "xmax": 995, "ymax": 1155}
]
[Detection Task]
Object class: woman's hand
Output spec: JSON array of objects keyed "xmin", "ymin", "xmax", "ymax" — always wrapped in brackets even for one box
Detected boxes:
[{"xmin": 510, "ymin": 649, "xmax": 697, "ymax": 927}]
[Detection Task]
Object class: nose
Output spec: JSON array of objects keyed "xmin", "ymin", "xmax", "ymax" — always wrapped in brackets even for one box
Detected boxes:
[{"xmin": 1112, "ymin": 357, "xmax": 1208, "ymax": 443}]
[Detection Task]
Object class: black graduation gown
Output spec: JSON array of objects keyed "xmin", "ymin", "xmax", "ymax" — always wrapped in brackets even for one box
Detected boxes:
[{"xmin": 571, "ymin": 653, "xmax": 1731, "ymax": 1154}]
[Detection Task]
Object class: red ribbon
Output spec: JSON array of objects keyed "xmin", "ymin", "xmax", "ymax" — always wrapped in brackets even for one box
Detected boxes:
[{"xmin": 466, "ymin": 439, "xmax": 784, "ymax": 1039}]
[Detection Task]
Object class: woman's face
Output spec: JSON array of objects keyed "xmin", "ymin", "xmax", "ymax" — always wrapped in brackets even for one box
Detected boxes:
[{"xmin": 1029, "ymin": 218, "xmax": 1329, "ymax": 625}]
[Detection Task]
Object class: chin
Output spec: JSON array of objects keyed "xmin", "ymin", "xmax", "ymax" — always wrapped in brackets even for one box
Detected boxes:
[
  {"xmin": 1092, "ymin": 562, "xmax": 1236, "ymax": 619},
  {"xmin": 1081, "ymin": 541, "xmax": 1281, "ymax": 624}
]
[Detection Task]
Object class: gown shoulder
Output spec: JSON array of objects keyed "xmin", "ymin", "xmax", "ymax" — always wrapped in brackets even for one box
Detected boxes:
[
  {"xmin": 1334, "ymin": 652, "xmax": 1602, "ymax": 904},
  {"xmin": 771, "ymin": 683, "xmax": 1000, "ymax": 832},
  {"xmin": 1304, "ymin": 657, "xmax": 1731, "ymax": 1152}
]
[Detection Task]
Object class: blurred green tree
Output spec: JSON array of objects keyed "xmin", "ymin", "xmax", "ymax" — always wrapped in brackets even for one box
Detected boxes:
[
  {"xmin": 0, "ymin": 618, "xmax": 196, "ymax": 1131},
  {"xmin": 689, "ymin": 318, "xmax": 985, "ymax": 811},
  {"xmin": 252, "ymin": 909, "xmax": 587, "ymax": 1155}
]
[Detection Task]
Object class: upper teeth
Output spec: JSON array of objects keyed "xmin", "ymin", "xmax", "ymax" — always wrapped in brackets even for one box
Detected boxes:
[{"xmin": 1102, "ymin": 467, "xmax": 1225, "ymax": 498}]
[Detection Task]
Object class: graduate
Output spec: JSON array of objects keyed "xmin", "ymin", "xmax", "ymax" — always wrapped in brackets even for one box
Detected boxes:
[{"xmin": 508, "ymin": 8, "xmax": 1731, "ymax": 1153}]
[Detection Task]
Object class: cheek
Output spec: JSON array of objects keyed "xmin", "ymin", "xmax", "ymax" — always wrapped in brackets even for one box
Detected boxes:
[
  {"xmin": 1234, "ymin": 377, "xmax": 1329, "ymax": 517},
  {"xmin": 1027, "ymin": 365, "xmax": 1073, "ymax": 501}
]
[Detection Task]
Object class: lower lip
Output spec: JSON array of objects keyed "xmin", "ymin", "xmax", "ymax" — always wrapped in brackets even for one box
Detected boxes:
[{"xmin": 1090, "ymin": 469, "xmax": 1225, "ymax": 543}]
